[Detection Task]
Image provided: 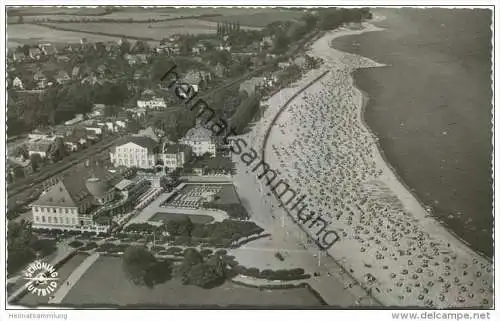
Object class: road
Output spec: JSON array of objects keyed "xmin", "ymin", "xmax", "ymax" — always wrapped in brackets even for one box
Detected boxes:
[{"xmin": 48, "ymin": 253, "xmax": 100, "ymax": 305}]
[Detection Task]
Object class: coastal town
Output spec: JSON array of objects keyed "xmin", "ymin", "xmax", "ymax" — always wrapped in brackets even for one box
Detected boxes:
[{"xmin": 5, "ymin": 6, "xmax": 494, "ymax": 310}]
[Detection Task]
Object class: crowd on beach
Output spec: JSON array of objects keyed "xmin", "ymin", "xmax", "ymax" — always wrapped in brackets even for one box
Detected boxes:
[{"xmin": 243, "ymin": 24, "xmax": 493, "ymax": 308}]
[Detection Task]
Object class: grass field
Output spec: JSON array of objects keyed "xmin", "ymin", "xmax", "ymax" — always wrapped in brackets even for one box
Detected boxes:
[
  {"xmin": 200, "ymin": 10, "xmax": 305, "ymax": 27},
  {"xmin": 6, "ymin": 7, "xmax": 291, "ymax": 24},
  {"xmin": 7, "ymin": 7, "xmax": 298, "ymax": 46},
  {"xmin": 211, "ymin": 184, "xmax": 241, "ymax": 205},
  {"xmin": 41, "ymin": 19, "xmax": 259, "ymax": 40},
  {"xmin": 7, "ymin": 24, "xmax": 128, "ymax": 48},
  {"xmin": 150, "ymin": 212, "xmax": 214, "ymax": 224},
  {"xmin": 62, "ymin": 256, "xmax": 323, "ymax": 307},
  {"xmin": 17, "ymin": 253, "xmax": 89, "ymax": 307},
  {"xmin": 7, "ymin": 7, "xmax": 109, "ymax": 16}
]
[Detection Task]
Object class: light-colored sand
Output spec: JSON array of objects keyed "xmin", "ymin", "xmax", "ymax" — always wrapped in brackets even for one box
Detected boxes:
[{"xmin": 238, "ymin": 16, "xmax": 493, "ymax": 308}]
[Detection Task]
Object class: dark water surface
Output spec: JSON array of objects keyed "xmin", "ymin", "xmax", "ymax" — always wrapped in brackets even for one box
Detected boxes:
[{"xmin": 331, "ymin": 8, "xmax": 493, "ymax": 257}]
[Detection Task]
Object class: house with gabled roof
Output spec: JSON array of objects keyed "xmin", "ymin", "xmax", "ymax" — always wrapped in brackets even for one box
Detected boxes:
[
  {"xmin": 71, "ymin": 66, "xmax": 81, "ymax": 79},
  {"xmin": 12, "ymin": 76, "xmax": 24, "ymax": 90},
  {"xmin": 13, "ymin": 51, "xmax": 26, "ymax": 61},
  {"xmin": 33, "ymin": 70, "xmax": 48, "ymax": 89},
  {"xmin": 29, "ymin": 48, "xmax": 42, "ymax": 60},
  {"xmin": 31, "ymin": 166, "xmax": 123, "ymax": 232},
  {"xmin": 180, "ymin": 122, "xmax": 216, "ymax": 157},
  {"xmin": 56, "ymin": 70, "xmax": 70, "ymax": 85},
  {"xmin": 41, "ymin": 45, "xmax": 57, "ymax": 55},
  {"xmin": 27, "ymin": 139, "xmax": 53, "ymax": 158}
]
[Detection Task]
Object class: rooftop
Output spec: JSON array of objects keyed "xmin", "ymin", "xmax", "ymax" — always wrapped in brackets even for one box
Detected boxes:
[{"xmin": 32, "ymin": 166, "xmax": 121, "ymax": 208}]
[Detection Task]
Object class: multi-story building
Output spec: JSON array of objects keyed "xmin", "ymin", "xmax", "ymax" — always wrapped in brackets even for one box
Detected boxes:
[
  {"xmin": 31, "ymin": 167, "xmax": 121, "ymax": 233},
  {"xmin": 27, "ymin": 139, "xmax": 53, "ymax": 159},
  {"xmin": 161, "ymin": 143, "xmax": 192, "ymax": 170},
  {"xmin": 110, "ymin": 136, "xmax": 159, "ymax": 169},
  {"xmin": 180, "ymin": 124, "xmax": 216, "ymax": 157},
  {"xmin": 31, "ymin": 167, "xmax": 152, "ymax": 233}
]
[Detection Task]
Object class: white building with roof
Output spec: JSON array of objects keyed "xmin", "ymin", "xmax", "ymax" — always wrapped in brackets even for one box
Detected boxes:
[
  {"xmin": 180, "ymin": 124, "xmax": 216, "ymax": 157},
  {"xmin": 31, "ymin": 167, "xmax": 120, "ymax": 233},
  {"xmin": 110, "ymin": 136, "xmax": 159, "ymax": 169},
  {"xmin": 137, "ymin": 97, "xmax": 167, "ymax": 110}
]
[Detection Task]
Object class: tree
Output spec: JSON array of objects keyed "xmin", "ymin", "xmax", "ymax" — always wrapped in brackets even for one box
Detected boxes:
[
  {"xmin": 302, "ymin": 13, "xmax": 319, "ymax": 30},
  {"xmin": 7, "ymin": 220, "xmax": 37, "ymax": 274},
  {"xmin": 273, "ymin": 33, "xmax": 290, "ymax": 54},
  {"xmin": 122, "ymin": 246, "xmax": 157, "ymax": 285},
  {"xmin": 133, "ymin": 40, "xmax": 149, "ymax": 54},
  {"xmin": 7, "ymin": 172, "xmax": 14, "ymax": 184},
  {"xmin": 30, "ymin": 153, "xmax": 43, "ymax": 172},
  {"xmin": 49, "ymin": 137, "xmax": 67, "ymax": 162},
  {"xmin": 120, "ymin": 38, "xmax": 131, "ymax": 55},
  {"xmin": 13, "ymin": 166, "xmax": 25, "ymax": 180},
  {"xmin": 179, "ymin": 248, "xmax": 204, "ymax": 283},
  {"xmin": 14, "ymin": 146, "xmax": 28, "ymax": 160},
  {"xmin": 179, "ymin": 249, "xmax": 227, "ymax": 288}
]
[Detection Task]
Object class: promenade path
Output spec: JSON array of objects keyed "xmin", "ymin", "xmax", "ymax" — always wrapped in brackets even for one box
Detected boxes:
[
  {"xmin": 231, "ymin": 65, "xmax": 380, "ymax": 306},
  {"xmin": 7, "ymin": 242, "xmax": 77, "ymax": 303},
  {"xmin": 48, "ymin": 253, "xmax": 100, "ymax": 304},
  {"xmin": 232, "ymin": 162, "xmax": 378, "ymax": 307},
  {"xmin": 180, "ymin": 175, "xmax": 232, "ymax": 183}
]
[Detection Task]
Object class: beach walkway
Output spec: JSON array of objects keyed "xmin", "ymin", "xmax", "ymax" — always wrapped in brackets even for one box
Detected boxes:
[{"xmin": 48, "ymin": 253, "xmax": 100, "ymax": 305}]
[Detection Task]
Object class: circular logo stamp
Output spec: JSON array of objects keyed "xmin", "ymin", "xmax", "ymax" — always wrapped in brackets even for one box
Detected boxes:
[{"xmin": 23, "ymin": 260, "xmax": 59, "ymax": 297}]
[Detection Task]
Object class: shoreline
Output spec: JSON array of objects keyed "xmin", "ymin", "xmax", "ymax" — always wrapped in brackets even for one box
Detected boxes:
[
  {"xmin": 253, "ymin": 15, "xmax": 492, "ymax": 308},
  {"xmin": 354, "ymin": 75, "xmax": 492, "ymax": 263}
]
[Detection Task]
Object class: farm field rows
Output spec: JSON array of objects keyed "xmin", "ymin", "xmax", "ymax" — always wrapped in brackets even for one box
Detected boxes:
[
  {"xmin": 7, "ymin": 24, "xmax": 130, "ymax": 48},
  {"xmin": 41, "ymin": 19, "xmax": 259, "ymax": 40},
  {"xmin": 200, "ymin": 10, "xmax": 305, "ymax": 27}
]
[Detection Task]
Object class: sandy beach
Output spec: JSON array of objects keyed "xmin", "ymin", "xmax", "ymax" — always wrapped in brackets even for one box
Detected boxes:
[{"xmin": 233, "ymin": 15, "xmax": 493, "ymax": 308}]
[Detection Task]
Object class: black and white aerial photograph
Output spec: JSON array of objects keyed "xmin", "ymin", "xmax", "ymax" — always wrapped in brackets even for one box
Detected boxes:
[{"xmin": 2, "ymin": 1, "xmax": 497, "ymax": 318}]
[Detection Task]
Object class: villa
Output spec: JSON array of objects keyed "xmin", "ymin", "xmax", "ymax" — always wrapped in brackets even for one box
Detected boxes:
[{"xmin": 180, "ymin": 123, "xmax": 217, "ymax": 157}]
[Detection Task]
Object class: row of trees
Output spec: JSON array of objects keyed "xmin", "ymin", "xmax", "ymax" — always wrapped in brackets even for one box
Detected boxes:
[
  {"xmin": 233, "ymin": 265, "xmax": 311, "ymax": 281},
  {"xmin": 230, "ymin": 93, "xmax": 261, "ymax": 134},
  {"xmin": 122, "ymin": 246, "xmax": 227, "ymax": 289},
  {"xmin": 315, "ymin": 8, "xmax": 372, "ymax": 31},
  {"xmin": 216, "ymin": 21, "xmax": 241, "ymax": 38}
]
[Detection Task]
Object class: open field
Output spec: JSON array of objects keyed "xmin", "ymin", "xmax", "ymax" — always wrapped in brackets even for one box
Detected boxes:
[
  {"xmin": 150, "ymin": 212, "xmax": 214, "ymax": 224},
  {"xmin": 41, "ymin": 19, "xmax": 259, "ymax": 40},
  {"xmin": 17, "ymin": 253, "xmax": 89, "ymax": 307},
  {"xmin": 6, "ymin": 7, "xmax": 291, "ymax": 24},
  {"xmin": 7, "ymin": 7, "xmax": 110, "ymax": 16},
  {"xmin": 201, "ymin": 10, "xmax": 305, "ymax": 27},
  {"xmin": 7, "ymin": 24, "xmax": 127, "ymax": 48},
  {"xmin": 62, "ymin": 256, "xmax": 323, "ymax": 307}
]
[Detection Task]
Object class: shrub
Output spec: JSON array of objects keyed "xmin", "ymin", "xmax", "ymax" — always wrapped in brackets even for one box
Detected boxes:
[
  {"xmin": 215, "ymin": 249, "xmax": 227, "ymax": 256},
  {"xmin": 68, "ymin": 240, "xmax": 84, "ymax": 248},
  {"xmin": 275, "ymin": 252, "xmax": 285, "ymax": 261},
  {"xmin": 200, "ymin": 249, "xmax": 213, "ymax": 257}
]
